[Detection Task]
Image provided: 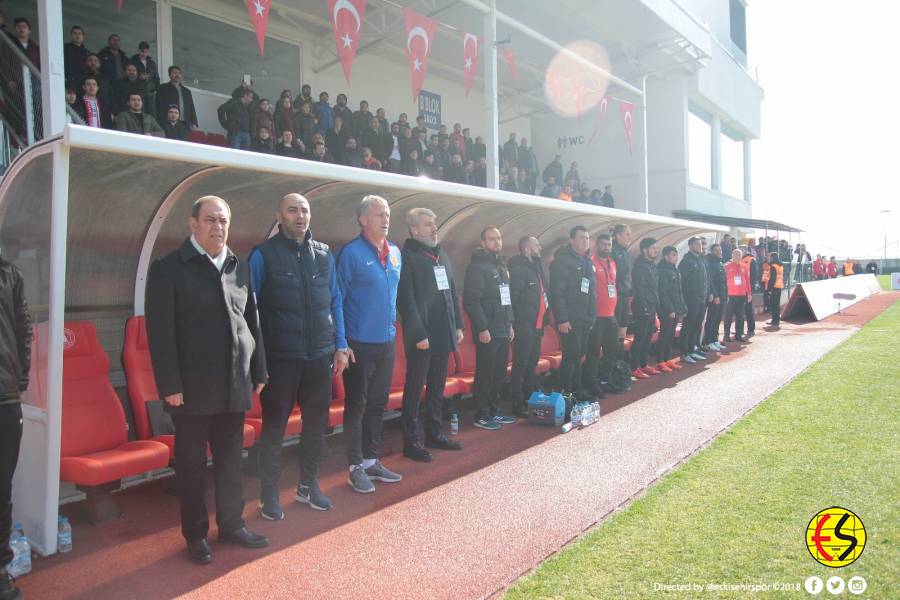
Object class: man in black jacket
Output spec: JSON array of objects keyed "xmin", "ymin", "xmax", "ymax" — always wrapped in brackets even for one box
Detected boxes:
[
  {"xmin": 509, "ymin": 235, "xmax": 550, "ymax": 416},
  {"xmin": 550, "ymin": 226, "xmax": 597, "ymax": 399},
  {"xmin": 63, "ymin": 25, "xmax": 90, "ymax": 86},
  {"xmin": 398, "ymin": 208, "xmax": 464, "ymax": 462},
  {"xmin": 630, "ymin": 238, "xmax": 659, "ymax": 377},
  {"xmin": 610, "ymin": 224, "xmax": 633, "ymax": 355},
  {"xmin": 464, "ymin": 227, "xmax": 515, "ymax": 430},
  {"xmin": 156, "ymin": 66, "xmax": 198, "ymax": 129},
  {"xmin": 145, "ymin": 196, "xmax": 269, "ymax": 565},
  {"xmin": 98, "ymin": 33, "xmax": 126, "ymax": 82},
  {"xmin": 657, "ymin": 246, "xmax": 686, "ymax": 370},
  {"xmin": 161, "ymin": 105, "xmax": 190, "ymax": 141},
  {"xmin": 702, "ymin": 243, "xmax": 727, "ymax": 352},
  {"xmin": 679, "ymin": 237, "xmax": 711, "ymax": 362},
  {"xmin": 249, "ymin": 194, "xmax": 349, "ymax": 519},
  {"xmin": 0, "ymin": 252, "xmax": 31, "ymax": 600},
  {"xmin": 218, "ymin": 89, "xmax": 254, "ymax": 150}
]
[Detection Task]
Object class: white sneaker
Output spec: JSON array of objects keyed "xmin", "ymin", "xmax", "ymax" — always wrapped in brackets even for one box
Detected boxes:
[
  {"xmin": 681, "ymin": 354, "xmax": 697, "ymax": 364},
  {"xmin": 690, "ymin": 352, "xmax": 707, "ymax": 361}
]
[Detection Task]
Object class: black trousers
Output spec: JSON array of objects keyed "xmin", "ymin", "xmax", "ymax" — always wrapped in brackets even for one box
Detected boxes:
[
  {"xmin": 657, "ymin": 313, "xmax": 678, "ymax": 363},
  {"xmin": 702, "ymin": 301, "xmax": 723, "ymax": 345},
  {"xmin": 344, "ymin": 340, "xmax": 394, "ymax": 466},
  {"xmin": 630, "ymin": 314, "xmax": 656, "ymax": 369},
  {"xmin": 583, "ymin": 316, "xmax": 619, "ymax": 388},
  {"xmin": 0, "ymin": 403, "xmax": 23, "ymax": 568},
  {"xmin": 724, "ymin": 296, "xmax": 747, "ymax": 338},
  {"xmin": 680, "ymin": 302, "xmax": 705, "ymax": 356},
  {"xmin": 172, "ymin": 411, "xmax": 246, "ymax": 543},
  {"xmin": 744, "ymin": 295, "xmax": 756, "ymax": 333},
  {"xmin": 510, "ymin": 325, "xmax": 542, "ymax": 407},
  {"xmin": 473, "ymin": 336, "xmax": 509, "ymax": 418},
  {"xmin": 769, "ymin": 288, "xmax": 782, "ymax": 324},
  {"xmin": 401, "ymin": 345, "xmax": 450, "ymax": 444},
  {"xmin": 558, "ymin": 324, "xmax": 592, "ymax": 394},
  {"xmin": 258, "ymin": 356, "xmax": 332, "ymax": 499}
]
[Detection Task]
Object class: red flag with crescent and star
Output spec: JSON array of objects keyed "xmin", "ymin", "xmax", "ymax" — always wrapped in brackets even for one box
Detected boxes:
[
  {"xmin": 244, "ymin": 0, "xmax": 272, "ymax": 56},
  {"xmin": 501, "ymin": 47, "xmax": 518, "ymax": 81},
  {"xmin": 329, "ymin": 0, "xmax": 367, "ymax": 83},
  {"xmin": 462, "ymin": 32, "xmax": 479, "ymax": 96},
  {"xmin": 404, "ymin": 7, "xmax": 438, "ymax": 101},
  {"xmin": 587, "ymin": 95, "xmax": 609, "ymax": 145},
  {"xmin": 620, "ymin": 100, "xmax": 635, "ymax": 154}
]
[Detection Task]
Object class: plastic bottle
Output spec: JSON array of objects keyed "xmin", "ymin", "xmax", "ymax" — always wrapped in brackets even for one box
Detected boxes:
[
  {"xmin": 592, "ymin": 402, "xmax": 602, "ymax": 422},
  {"xmin": 449, "ymin": 412, "xmax": 459, "ymax": 436},
  {"xmin": 570, "ymin": 402, "xmax": 583, "ymax": 427},
  {"xmin": 8, "ymin": 522, "xmax": 32, "ymax": 577},
  {"xmin": 580, "ymin": 402, "xmax": 593, "ymax": 427},
  {"xmin": 58, "ymin": 515, "xmax": 72, "ymax": 553}
]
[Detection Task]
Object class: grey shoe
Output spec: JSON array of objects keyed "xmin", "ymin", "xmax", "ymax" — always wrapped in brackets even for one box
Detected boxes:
[
  {"xmin": 690, "ymin": 352, "xmax": 707, "ymax": 361},
  {"xmin": 297, "ymin": 482, "xmax": 333, "ymax": 511},
  {"xmin": 364, "ymin": 460, "xmax": 402, "ymax": 483},
  {"xmin": 681, "ymin": 354, "xmax": 697, "ymax": 364},
  {"xmin": 348, "ymin": 464, "xmax": 375, "ymax": 493}
]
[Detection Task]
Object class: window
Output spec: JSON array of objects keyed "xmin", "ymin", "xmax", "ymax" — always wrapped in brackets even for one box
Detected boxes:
[
  {"xmin": 729, "ymin": 0, "xmax": 747, "ymax": 55},
  {"xmin": 720, "ymin": 128, "xmax": 745, "ymax": 200},
  {"xmin": 688, "ymin": 108, "xmax": 711, "ymax": 189},
  {"xmin": 172, "ymin": 8, "xmax": 300, "ymax": 102}
]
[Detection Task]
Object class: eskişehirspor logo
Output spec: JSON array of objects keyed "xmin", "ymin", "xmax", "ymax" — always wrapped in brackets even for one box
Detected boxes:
[{"xmin": 806, "ymin": 507, "xmax": 866, "ymax": 567}]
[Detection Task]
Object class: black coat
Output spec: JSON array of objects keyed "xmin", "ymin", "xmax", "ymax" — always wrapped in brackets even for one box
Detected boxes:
[
  {"xmin": 397, "ymin": 238, "xmax": 463, "ymax": 352},
  {"xmin": 611, "ymin": 239, "xmax": 632, "ymax": 299},
  {"xmin": 162, "ymin": 119, "xmax": 190, "ymax": 141},
  {"xmin": 218, "ymin": 98, "xmax": 252, "ymax": 135},
  {"xmin": 706, "ymin": 254, "xmax": 727, "ymax": 300},
  {"xmin": 679, "ymin": 251, "xmax": 710, "ymax": 307},
  {"xmin": 463, "ymin": 249, "xmax": 513, "ymax": 338},
  {"xmin": 156, "ymin": 82, "xmax": 197, "ymax": 127},
  {"xmin": 657, "ymin": 261, "xmax": 686, "ymax": 317},
  {"xmin": 0, "ymin": 257, "xmax": 32, "ymax": 404},
  {"xmin": 145, "ymin": 239, "xmax": 267, "ymax": 415},
  {"xmin": 508, "ymin": 254, "xmax": 550, "ymax": 330},
  {"xmin": 631, "ymin": 255, "xmax": 659, "ymax": 318},
  {"xmin": 549, "ymin": 245, "xmax": 597, "ymax": 328},
  {"xmin": 72, "ymin": 96, "xmax": 113, "ymax": 129},
  {"xmin": 63, "ymin": 42, "xmax": 90, "ymax": 85}
]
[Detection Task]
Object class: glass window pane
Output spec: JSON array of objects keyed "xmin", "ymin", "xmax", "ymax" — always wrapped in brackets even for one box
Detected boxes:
[
  {"xmin": 688, "ymin": 110, "xmax": 711, "ymax": 189},
  {"xmin": 720, "ymin": 131, "xmax": 744, "ymax": 199}
]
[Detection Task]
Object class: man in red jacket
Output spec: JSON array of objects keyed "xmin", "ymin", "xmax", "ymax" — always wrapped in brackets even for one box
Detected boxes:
[
  {"xmin": 723, "ymin": 249, "xmax": 752, "ymax": 343},
  {"xmin": 583, "ymin": 234, "xmax": 618, "ymax": 394}
]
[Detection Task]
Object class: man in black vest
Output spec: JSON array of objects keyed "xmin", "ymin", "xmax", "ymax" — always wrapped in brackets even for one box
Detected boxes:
[
  {"xmin": 508, "ymin": 235, "xmax": 550, "ymax": 416},
  {"xmin": 397, "ymin": 208, "xmax": 464, "ymax": 462},
  {"xmin": 550, "ymin": 226, "xmax": 598, "ymax": 400},
  {"xmin": 702, "ymin": 243, "xmax": 727, "ymax": 352},
  {"xmin": 145, "ymin": 196, "xmax": 268, "ymax": 565},
  {"xmin": 249, "ymin": 194, "xmax": 350, "ymax": 519},
  {"xmin": 464, "ymin": 227, "xmax": 515, "ymax": 430}
]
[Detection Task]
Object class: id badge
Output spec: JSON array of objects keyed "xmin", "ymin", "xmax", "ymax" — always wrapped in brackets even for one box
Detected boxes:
[
  {"xmin": 733, "ymin": 275, "xmax": 742, "ymax": 286},
  {"xmin": 499, "ymin": 283, "xmax": 512, "ymax": 306},
  {"xmin": 580, "ymin": 277, "xmax": 590, "ymax": 294},
  {"xmin": 607, "ymin": 284, "xmax": 616, "ymax": 298},
  {"xmin": 434, "ymin": 266, "xmax": 450, "ymax": 290}
]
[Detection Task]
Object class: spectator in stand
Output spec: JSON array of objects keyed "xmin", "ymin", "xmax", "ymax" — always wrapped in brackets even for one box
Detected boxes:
[
  {"xmin": 543, "ymin": 154, "xmax": 563, "ymax": 185},
  {"xmin": 99, "ymin": 33, "xmax": 126, "ymax": 82},
  {"xmin": 516, "ymin": 168, "xmax": 529, "ymax": 194},
  {"xmin": 251, "ymin": 98, "xmax": 273, "ymax": 140},
  {"xmin": 564, "ymin": 162, "xmax": 581, "ymax": 189},
  {"xmin": 274, "ymin": 94, "xmax": 295, "ymax": 140},
  {"xmin": 399, "ymin": 125, "xmax": 415, "ymax": 162},
  {"xmin": 472, "ymin": 135, "xmax": 487, "ymax": 162},
  {"xmin": 156, "ymin": 66, "xmax": 197, "ymax": 129},
  {"xmin": 498, "ymin": 172, "xmax": 509, "ymax": 190},
  {"xmin": 422, "ymin": 150, "xmax": 439, "ymax": 179},
  {"xmin": 218, "ymin": 88, "xmax": 254, "ymax": 150},
  {"xmin": 352, "ymin": 100, "xmax": 373, "ymax": 138},
  {"xmin": 294, "ymin": 101, "xmax": 318, "ymax": 147},
  {"xmin": 449, "ymin": 123, "xmax": 466, "ymax": 159},
  {"xmin": 162, "ymin": 105, "xmax": 190, "ymax": 141},
  {"xmin": 114, "ymin": 62, "xmax": 147, "ymax": 114},
  {"xmin": 411, "ymin": 115, "xmax": 427, "ymax": 138},
  {"xmin": 585, "ymin": 189, "xmax": 601, "ymax": 206},
  {"xmin": 444, "ymin": 153, "xmax": 468, "ymax": 184},
  {"xmin": 384, "ymin": 122, "xmax": 403, "ymax": 173},
  {"xmin": 503, "ymin": 166, "xmax": 519, "ymax": 192},
  {"xmin": 375, "ymin": 107, "xmax": 389, "ymax": 136},
  {"xmin": 402, "ymin": 148, "xmax": 421, "ymax": 176},
  {"xmin": 473, "ymin": 157, "xmax": 487, "ymax": 186},
  {"xmin": 558, "ymin": 183, "xmax": 574, "ymax": 202},
  {"xmin": 332, "ymin": 93, "xmax": 352, "ymax": 125},
  {"xmin": 361, "ymin": 147, "xmax": 382, "ymax": 170},
  {"xmin": 341, "ymin": 136, "xmax": 363, "ymax": 168},
  {"xmin": 449, "ymin": 138, "xmax": 466, "ymax": 164},
  {"xmin": 575, "ymin": 184, "xmax": 591, "ymax": 204},
  {"xmin": 132, "ymin": 41, "xmax": 159, "ymax": 116},
  {"xmin": 326, "ymin": 115, "xmax": 349, "ymax": 162},
  {"xmin": 502, "ymin": 132, "xmax": 518, "ymax": 166},
  {"xmin": 275, "ymin": 129, "xmax": 305, "ymax": 158},
  {"xmin": 115, "ymin": 91, "xmax": 165, "ymax": 137},
  {"xmin": 463, "ymin": 128, "xmax": 474, "ymax": 158},
  {"xmin": 517, "ymin": 138, "xmax": 538, "ymax": 191},
  {"xmin": 82, "ymin": 52, "xmax": 113, "ymax": 109},
  {"xmin": 64, "ymin": 25, "xmax": 90, "ymax": 86},
  {"xmin": 439, "ymin": 124, "xmax": 449, "ymax": 137},
  {"xmin": 4, "ymin": 18, "xmax": 40, "ymax": 142},
  {"xmin": 397, "ymin": 112, "xmax": 409, "ymax": 128},
  {"xmin": 360, "ymin": 116, "xmax": 385, "ymax": 165},
  {"xmin": 437, "ymin": 135, "xmax": 453, "ymax": 170},
  {"xmin": 73, "ymin": 75, "xmax": 112, "ymax": 128},
  {"xmin": 251, "ymin": 125, "xmax": 275, "ymax": 154},
  {"xmin": 65, "ymin": 85, "xmax": 78, "ymax": 122},
  {"xmin": 296, "ymin": 83, "xmax": 314, "ymax": 108},
  {"xmin": 541, "ymin": 176, "xmax": 561, "ymax": 198},
  {"xmin": 314, "ymin": 91, "xmax": 333, "ymax": 133},
  {"xmin": 600, "ymin": 185, "xmax": 615, "ymax": 208},
  {"xmin": 231, "ymin": 77, "xmax": 259, "ymax": 105},
  {"xmin": 414, "ymin": 129, "xmax": 428, "ymax": 156},
  {"xmin": 310, "ymin": 141, "xmax": 333, "ymax": 163}
]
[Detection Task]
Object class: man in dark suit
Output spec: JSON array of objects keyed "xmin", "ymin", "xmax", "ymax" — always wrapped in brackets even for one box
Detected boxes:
[
  {"xmin": 145, "ymin": 196, "xmax": 268, "ymax": 565},
  {"xmin": 397, "ymin": 208, "xmax": 464, "ymax": 462},
  {"xmin": 156, "ymin": 65, "xmax": 198, "ymax": 129}
]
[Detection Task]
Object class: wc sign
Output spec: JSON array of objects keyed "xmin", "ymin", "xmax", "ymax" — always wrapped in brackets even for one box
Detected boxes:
[{"xmin": 418, "ymin": 90, "xmax": 442, "ymax": 130}]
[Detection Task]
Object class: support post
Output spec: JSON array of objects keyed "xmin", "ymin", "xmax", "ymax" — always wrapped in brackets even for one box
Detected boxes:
[
  {"xmin": 37, "ymin": 0, "xmax": 66, "ymax": 137},
  {"xmin": 710, "ymin": 113, "xmax": 721, "ymax": 192},
  {"xmin": 641, "ymin": 75, "xmax": 649, "ymax": 213},
  {"xmin": 157, "ymin": 0, "xmax": 174, "ymax": 79},
  {"xmin": 484, "ymin": 0, "xmax": 500, "ymax": 189}
]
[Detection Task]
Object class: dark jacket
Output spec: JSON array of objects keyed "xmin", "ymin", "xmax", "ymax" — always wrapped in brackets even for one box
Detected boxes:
[
  {"xmin": 463, "ymin": 249, "xmax": 513, "ymax": 338},
  {"xmin": 145, "ymin": 239, "xmax": 267, "ymax": 415},
  {"xmin": 0, "ymin": 257, "xmax": 32, "ymax": 405},
  {"xmin": 332, "ymin": 104, "xmax": 353, "ymax": 127},
  {"xmin": 611, "ymin": 238, "xmax": 632, "ymax": 302},
  {"xmin": 294, "ymin": 112, "xmax": 318, "ymax": 146},
  {"xmin": 114, "ymin": 76, "xmax": 148, "ymax": 114},
  {"xmin": 706, "ymin": 254, "xmax": 727, "ymax": 301},
  {"xmin": 162, "ymin": 119, "xmax": 190, "ymax": 141},
  {"xmin": 98, "ymin": 46, "xmax": 126, "ymax": 82},
  {"xmin": 326, "ymin": 126, "xmax": 349, "ymax": 161},
  {"xmin": 679, "ymin": 251, "xmax": 710, "ymax": 307},
  {"xmin": 218, "ymin": 98, "xmax": 252, "ymax": 136},
  {"xmin": 631, "ymin": 255, "xmax": 659, "ymax": 318},
  {"xmin": 72, "ymin": 96, "xmax": 113, "ymax": 129},
  {"xmin": 359, "ymin": 127, "xmax": 384, "ymax": 162},
  {"xmin": 657, "ymin": 261, "xmax": 686, "ymax": 317},
  {"xmin": 64, "ymin": 42, "xmax": 90, "ymax": 85},
  {"xmin": 115, "ymin": 110, "xmax": 165, "ymax": 137},
  {"xmin": 542, "ymin": 160, "xmax": 563, "ymax": 184},
  {"xmin": 397, "ymin": 238, "xmax": 464, "ymax": 352},
  {"xmin": 251, "ymin": 138, "xmax": 276, "ymax": 154},
  {"xmin": 156, "ymin": 82, "xmax": 197, "ymax": 127},
  {"xmin": 249, "ymin": 228, "xmax": 345, "ymax": 361},
  {"xmin": 508, "ymin": 254, "xmax": 550, "ymax": 330},
  {"xmin": 275, "ymin": 142, "xmax": 305, "ymax": 159},
  {"xmin": 549, "ymin": 245, "xmax": 598, "ymax": 328},
  {"xmin": 130, "ymin": 54, "xmax": 160, "ymax": 97}
]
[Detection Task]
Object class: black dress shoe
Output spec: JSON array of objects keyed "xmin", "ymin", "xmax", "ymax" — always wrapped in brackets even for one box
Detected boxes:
[
  {"xmin": 403, "ymin": 443, "xmax": 433, "ymax": 462},
  {"xmin": 218, "ymin": 527, "xmax": 269, "ymax": 548},
  {"xmin": 186, "ymin": 539, "xmax": 213, "ymax": 565},
  {"xmin": 425, "ymin": 434, "xmax": 462, "ymax": 451}
]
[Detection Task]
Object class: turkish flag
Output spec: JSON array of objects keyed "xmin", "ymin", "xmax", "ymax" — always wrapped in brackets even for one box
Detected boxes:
[
  {"xmin": 117, "ymin": 0, "xmax": 123, "ymax": 10},
  {"xmin": 620, "ymin": 100, "xmax": 635, "ymax": 154},
  {"xmin": 462, "ymin": 32, "xmax": 479, "ymax": 96},
  {"xmin": 329, "ymin": 0, "xmax": 367, "ymax": 83},
  {"xmin": 501, "ymin": 47, "xmax": 518, "ymax": 81},
  {"xmin": 597, "ymin": 95, "xmax": 609, "ymax": 122},
  {"xmin": 244, "ymin": 0, "xmax": 272, "ymax": 56},
  {"xmin": 404, "ymin": 8, "xmax": 438, "ymax": 101}
]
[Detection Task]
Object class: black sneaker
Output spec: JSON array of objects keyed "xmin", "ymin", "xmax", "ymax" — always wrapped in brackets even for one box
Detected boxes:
[
  {"xmin": 258, "ymin": 496, "xmax": 284, "ymax": 521},
  {"xmin": 425, "ymin": 434, "xmax": 462, "ymax": 450},
  {"xmin": 493, "ymin": 413, "xmax": 516, "ymax": 424},
  {"xmin": 296, "ymin": 482, "xmax": 333, "ymax": 511},
  {"xmin": 474, "ymin": 416, "xmax": 501, "ymax": 430},
  {"xmin": 403, "ymin": 443, "xmax": 433, "ymax": 462}
]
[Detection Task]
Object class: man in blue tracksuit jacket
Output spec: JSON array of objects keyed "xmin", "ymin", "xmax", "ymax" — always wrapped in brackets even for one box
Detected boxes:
[{"xmin": 337, "ymin": 195, "xmax": 403, "ymax": 494}]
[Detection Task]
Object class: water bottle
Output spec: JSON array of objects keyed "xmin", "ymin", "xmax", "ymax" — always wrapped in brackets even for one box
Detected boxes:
[
  {"xmin": 8, "ymin": 523, "xmax": 32, "ymax": 577},
  {"xmin": 570, "ymin": 402, "xmax": 583, "ymax": 427},
  {"xmin": 449, "ymin": 412, "xmax": 459, "ymax": 436},
  {"xmin": 580, "ymin": 402, "xmax": 593, "ymax": 427},
  {"xmin": 58, "ymin": 515, "xmax": 72, "ymax": 553},
  {"xmin": 592, "ymin": 402, "xmax": 602, "ymax": 422}
]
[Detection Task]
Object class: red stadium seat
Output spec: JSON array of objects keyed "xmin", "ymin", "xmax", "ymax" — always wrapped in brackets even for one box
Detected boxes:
[
  {"xmin": 329, "ymin": 372, "xmax": 346, "ymax": 428},
  {"xmin": 450, "ymin": 314, "xmax": 478, "ymax": 394},
  {"xmin": 245, "ymin": 391, "xmax": 302, "ymax": 441},
  {"xmin": 206, "ymin": 132, "xmax": 229, "ymax": 147},
  {"xmin": 187, "ymin": 129, "xmax": 208, "ymax": 144},
  {"xmin": 122, "ymin": 316, "xmax": 256, "ymax": 458},
  {"xmin": 505, "ymin": 343, "xmax": 551, "ymax": 376},
  {"xmin": 539, "ymin": 326, "xmax": 563, "ymax": 370}
]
